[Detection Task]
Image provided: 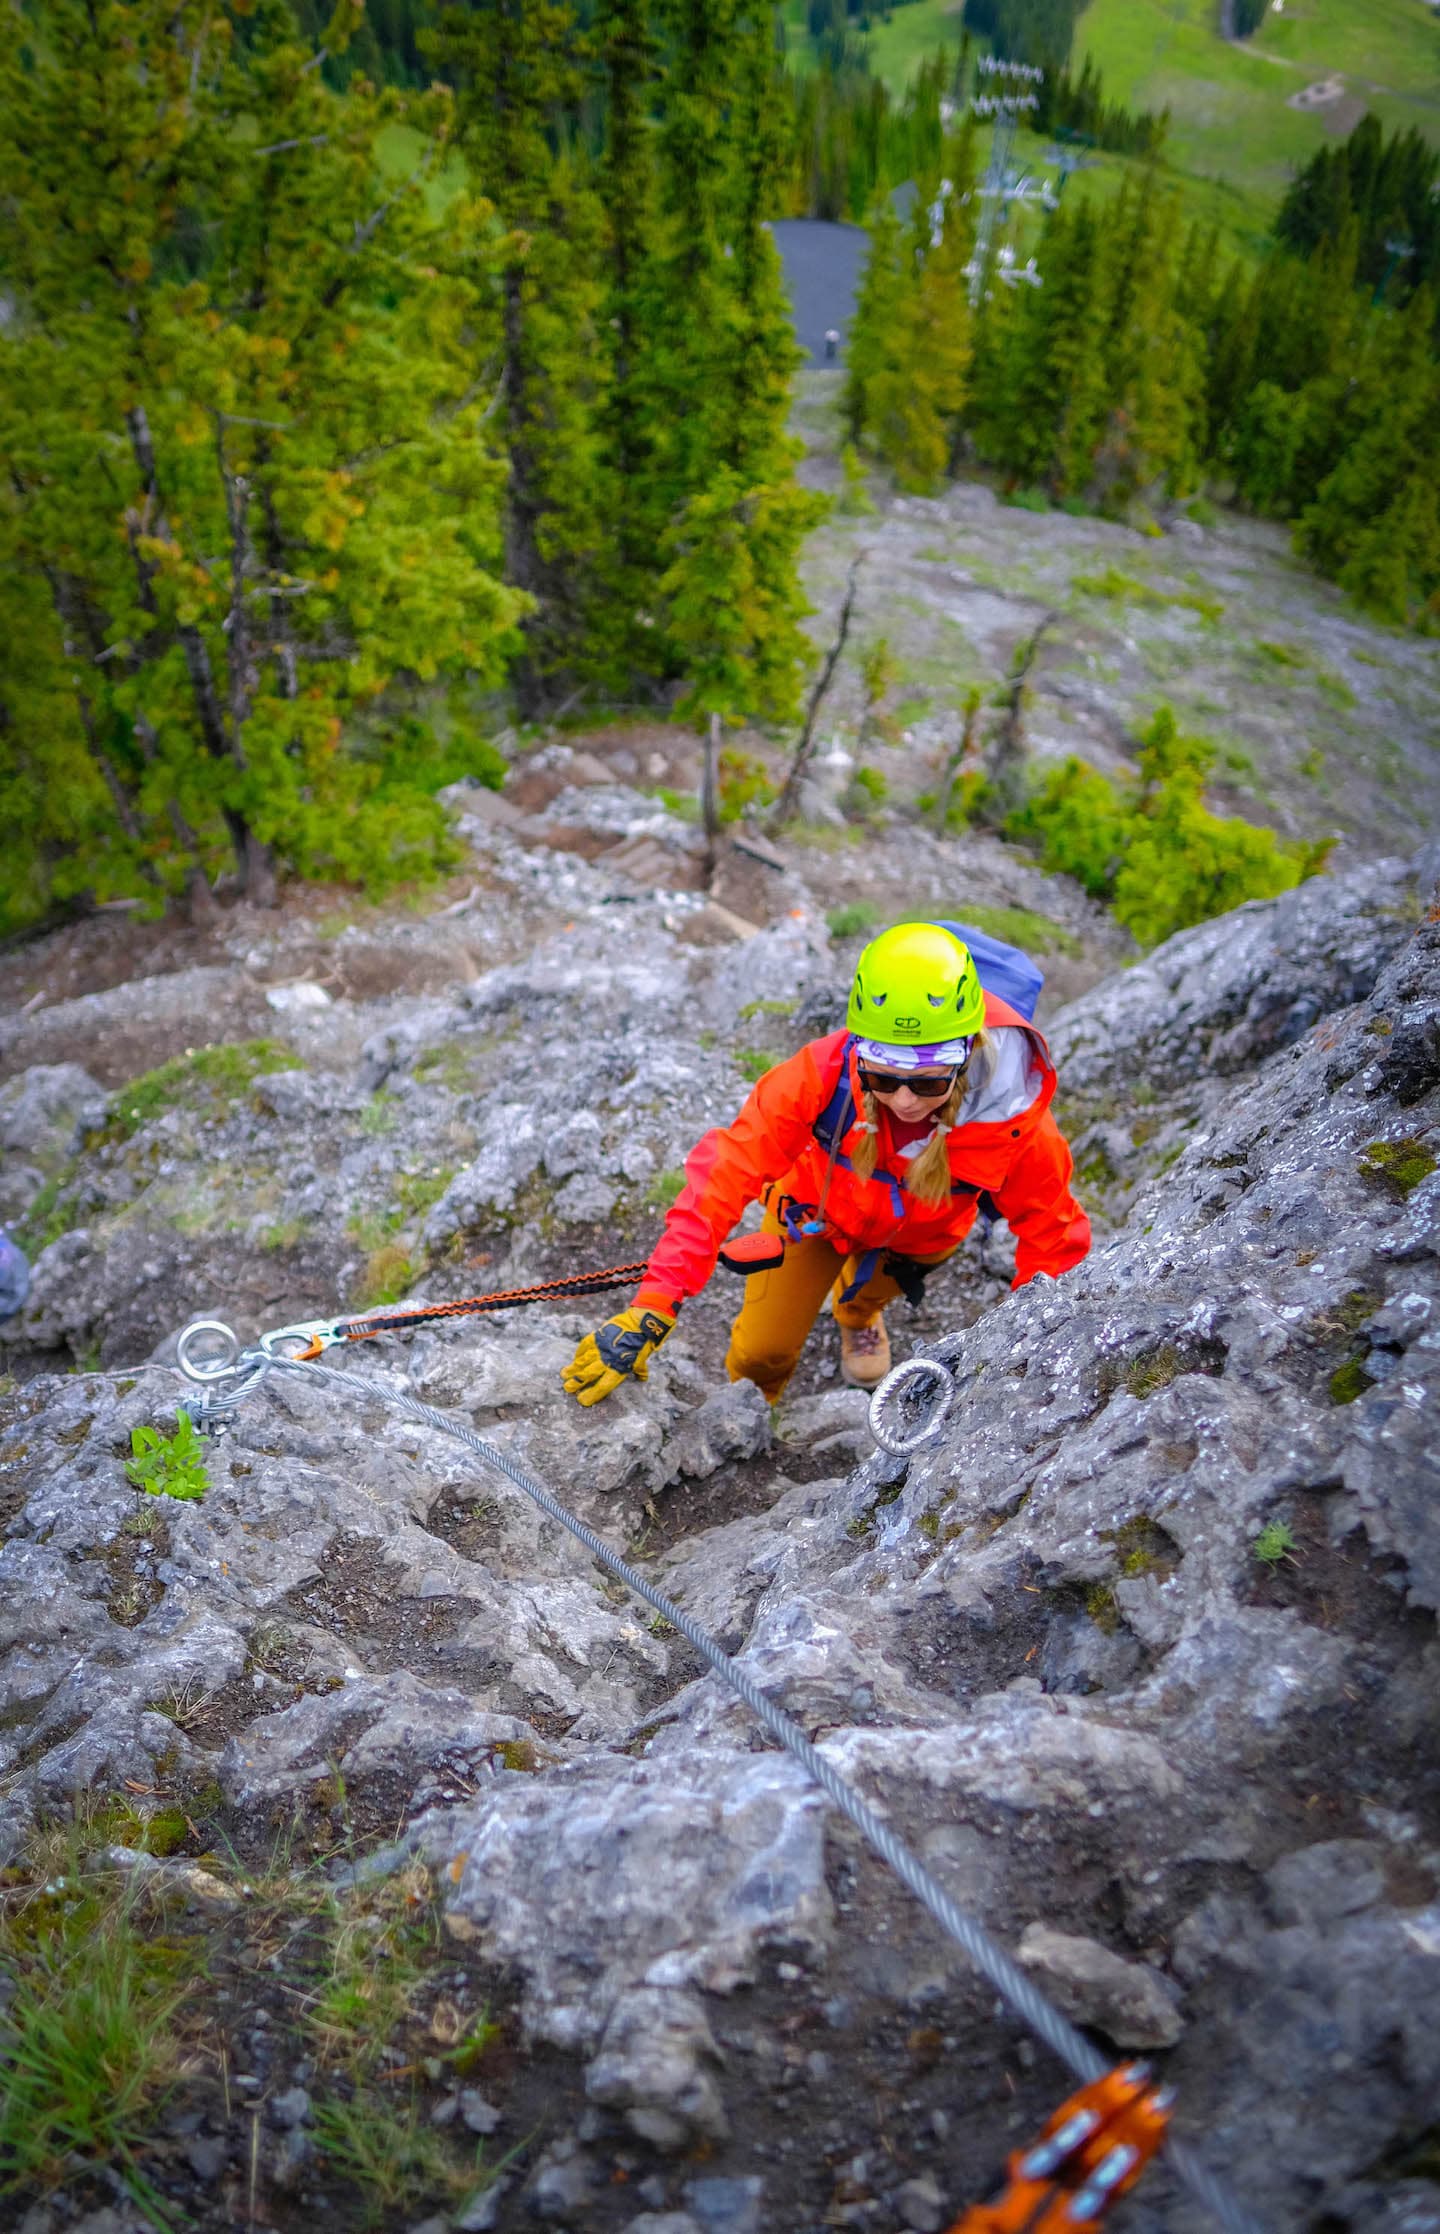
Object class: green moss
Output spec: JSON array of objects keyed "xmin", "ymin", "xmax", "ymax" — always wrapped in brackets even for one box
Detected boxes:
[
  {"xmin": 1100, "ymin": 1514, "xmax": 1179, "ymax": 1579},
  {"xmin": 1331, "ymin": 1288, "xmax": 1382, "ymax": 1334},
  {"xmin": 1085, "ymin": 1583, "xmax": 1120, "ymax": 1633},
  {"xmin": 917, "ymin": 1511, "xmax": 940, "ymax": 1540},
  {"xmin": 1328, "ymin": 1357, "xmax": 1375, "ymax": 1406},
  {"xmin": 735, "ymin": 1047, "xmax": 775, "ymax": 1084},
  {"xmin": 103, "ymin": 1040, "xmax": 300, "ymax": 1143},
  {"xmin": 16, "ymin": 1169, "xmax": 80, "ymax": 1253},
  {"xmin": 643, "ymin": 1167, "xmax": 686, "ymax": 1211},
  {"xmin": 259, "ymin": 1217, "xmax": 309, "ymax": 1252},
  {"xmin": 394, "ymin": 1167, "xmax": 455, "ymax": 1218},
  {"xmin": 738, "ymin": 997, "xmax": 797, "ymax": 1022},
  {"xmin": 495, "ymin": 1739, "xmax": 537, "ymax": 1773},
  {"xmin": 413, "ymin": 1042, "xmax": 474, "ymax": 1094},
  {"xmin": 1255, "ymin": 637, "xmax": 1307, "ymax": 669},
  {"xmin": 1357, "ymin": 1137, "xmax": 1437, "ymax": 1200}
]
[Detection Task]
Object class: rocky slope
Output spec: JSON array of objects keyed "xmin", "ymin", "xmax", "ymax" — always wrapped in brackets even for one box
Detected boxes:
[{"xmin": 1, "ymin": 784, "xmax": 1437, "ymax": 2234}]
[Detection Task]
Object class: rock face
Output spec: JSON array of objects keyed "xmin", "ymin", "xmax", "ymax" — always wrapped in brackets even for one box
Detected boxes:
[{"xmin": 0, "ymin": 843, "xmax": 1437, "ymax": 2232}]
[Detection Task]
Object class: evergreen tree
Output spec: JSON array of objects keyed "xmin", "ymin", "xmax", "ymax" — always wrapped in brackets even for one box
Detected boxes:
[
  {"xmin": 1091, "ymin": 184, "xmax": 1206, "ymax": 505},
  {"xmin": 656, "ymin": 0, "xmax": 827, "ymax": 726},
  {"xmin": 431, "ymin": 0, "xmax": 608, "ymax": 712},
  {"xmin": 0, "ymin": 0, "xmax": 521, "ymax": 923},
  {"xmin": 592, "ymin": 0, "xmax": 673, "ymax": 692},
  {"xmin": 1297, "ymin": 291, "xmax": 1440, "ymax": 624},
  {"xmin": 842, "ymin": 198, "xmax": 908, "ymax": 445},
  {"xmin": 866, "ymin": 149, "xmax": 976, "ymax": 491}
]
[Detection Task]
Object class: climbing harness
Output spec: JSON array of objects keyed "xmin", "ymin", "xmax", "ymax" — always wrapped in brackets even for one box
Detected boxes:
[
  {"xmin": 175, "ymin": 1260, "xmax": 651, "ymax": 1371},
  {"xmin": 175, "ymin": 1316, "xmax": 1261, "ymax": 2234},
  {"xmin": 946, "ymin": 2062, "xmax": 1173, "ymax": 2233},
  {"xmin": 868, "ymin": 1354, "xmax": 956, "ymax": 1454}
]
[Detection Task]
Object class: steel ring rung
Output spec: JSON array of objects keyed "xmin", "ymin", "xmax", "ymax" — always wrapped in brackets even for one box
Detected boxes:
[
  {"xmin": 176, "ymin": 1319, "xmax": 241, "ymax": 1383},
  {"xmin": 868, "ymin": 1357, "xmax": 955, "ymax": 1454}
]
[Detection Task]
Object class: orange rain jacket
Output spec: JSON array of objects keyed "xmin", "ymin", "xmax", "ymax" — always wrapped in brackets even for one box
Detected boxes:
[{"xmin": 635, "ymin": 992, "xmax": 1091, "ymax": 1313}]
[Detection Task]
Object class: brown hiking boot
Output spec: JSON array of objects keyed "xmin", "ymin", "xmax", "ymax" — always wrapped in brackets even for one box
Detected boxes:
[{"xmin": 839, "ymin": 1315, "xmax": 891, "ymax": 1389}]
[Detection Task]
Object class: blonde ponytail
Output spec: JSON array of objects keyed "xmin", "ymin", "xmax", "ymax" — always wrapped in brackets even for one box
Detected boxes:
[{"xmin": 850, "ymin": 1089, "xmax": 882, "ymax": 1180}]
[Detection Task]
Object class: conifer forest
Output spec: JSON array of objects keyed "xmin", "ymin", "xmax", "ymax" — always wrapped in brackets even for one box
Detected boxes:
[{"xmin": 1, "ymin": 0, "xmax": 1438, "ymax": 936}]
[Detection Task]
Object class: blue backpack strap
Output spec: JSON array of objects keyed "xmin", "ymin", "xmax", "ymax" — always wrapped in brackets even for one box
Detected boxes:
[
  {"xmin": 934, "ymin": 918, "xmax": 1044, "ymax": 1021},
  {"xmin": 811, "ymin": 1033, "xmax": 858, "ymax": 1152}
]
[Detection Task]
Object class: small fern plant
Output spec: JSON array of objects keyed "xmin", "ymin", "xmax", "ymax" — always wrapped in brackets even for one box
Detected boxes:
[
  {"xmin": 1252, "ymin": 1519, "xmax": 1299, "ymax": 1568},
  {"xmin": 125, "ymin": 1410, "xmax": 210, "ymax": 1502}
]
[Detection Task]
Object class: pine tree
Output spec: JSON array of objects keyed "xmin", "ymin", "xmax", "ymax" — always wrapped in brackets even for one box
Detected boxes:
[
  {"xmin": 1091, "ymin": 183, "xmax": 1206, "ymax": 506},
  {"xmin": 0, "ymin": 0, "xmax": 521, "ymax": 925},
  {"xmin": 866, "ymin": 147, "xmax": 976, "ymax": 491},
  {"xmin": 1297, "ymin": 292, "xmax": 1440, "ymax": 623},
  {"xmin": 656, "ymin": 0, "xmax": 827, "ymax": 727},
  {"xmin": 592, "ymin": 0, "xmax": 671, "ymax": 692},
  {"xmin": 431, "ymin": 0, "xmax": 607, "ymax": 712},
  {"xmin": 842, "ymin": 198, "xmax": 908, "ymax": 445}
]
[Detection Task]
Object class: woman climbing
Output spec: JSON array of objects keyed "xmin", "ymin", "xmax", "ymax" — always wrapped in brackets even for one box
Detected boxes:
[{"xmin": 562, "ymin": 921, "xmax": 1090, "ymax": 1409}]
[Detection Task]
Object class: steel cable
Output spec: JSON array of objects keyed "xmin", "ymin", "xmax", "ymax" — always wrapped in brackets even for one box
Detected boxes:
[{"xmin": 197, "ymin": 1349, "xmax": 1261, "ymax": 2234}]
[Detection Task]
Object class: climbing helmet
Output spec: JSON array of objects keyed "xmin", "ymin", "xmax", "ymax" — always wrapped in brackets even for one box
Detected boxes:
[{"xmin": 845, "ymin": 922, "xmax": 985, "ymax": 1052}]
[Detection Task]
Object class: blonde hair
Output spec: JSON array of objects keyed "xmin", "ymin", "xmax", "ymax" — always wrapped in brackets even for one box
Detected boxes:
[{"xmin": 850, "ymin": 1031, "xmax": 990, "ymax": 1205}]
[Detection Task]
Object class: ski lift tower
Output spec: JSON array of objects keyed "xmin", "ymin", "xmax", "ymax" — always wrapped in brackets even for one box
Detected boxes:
[{"xmin": 967, "ymin": 56, "xmax": 1043, "ymax": 305}]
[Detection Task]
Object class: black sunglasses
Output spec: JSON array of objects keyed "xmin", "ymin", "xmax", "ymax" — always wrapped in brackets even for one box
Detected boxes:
[{"xmin": 859, "ymin": 1067, "xmax": 957, "ymax": 1099}]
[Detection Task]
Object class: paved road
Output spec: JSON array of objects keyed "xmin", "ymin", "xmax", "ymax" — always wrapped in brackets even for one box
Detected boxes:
[{"xmin": 771, "ymin": 218, "xmax": 872, "ymax": 363}]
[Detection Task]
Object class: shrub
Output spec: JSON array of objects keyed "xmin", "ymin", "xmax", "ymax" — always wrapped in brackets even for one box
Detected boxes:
[
  {"xmin": 1006, "ymin": 758, "xmax": 1132, "ymax": 899},
  {"xmin": 1007, "ymin": 703, "xmax": 1327, "ymax": 948},
  {"xmin": 718, "ymin": 748, "xmax": 777, "ymax": 821}
]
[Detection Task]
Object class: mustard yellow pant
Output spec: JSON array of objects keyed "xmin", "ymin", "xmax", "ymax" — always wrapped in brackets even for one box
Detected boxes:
[{"xmin": 724, "ymin": 1211, "xmax": 955, "ymax": 1403}]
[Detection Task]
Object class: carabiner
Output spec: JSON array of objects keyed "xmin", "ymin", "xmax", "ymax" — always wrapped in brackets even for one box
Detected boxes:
[{"xmin": 258, "ymin": 1316, "xmax": 352, "ymax": 1364}]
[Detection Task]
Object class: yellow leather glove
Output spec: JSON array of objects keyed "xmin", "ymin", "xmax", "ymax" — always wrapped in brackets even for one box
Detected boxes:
[{"xmin": 562, "ymin": 1306, "xmax": 676, "ymax": 1408}]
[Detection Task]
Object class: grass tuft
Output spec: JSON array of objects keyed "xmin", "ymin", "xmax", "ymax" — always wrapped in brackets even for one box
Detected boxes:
[
  {"xmin": 643, "ymin": 1167, "xmax": 687, "ymax": 1212},
  {"xmin": 102, "ymin": 1041, "xmax": 299, "ymax": 1145},
  {"xmin": 826, "ymin": 900, "xmax": 880, "ymax": 939},
  {"xmin": 0, "ymin": 1866, "xmax": 200, "ymax": 2216}
]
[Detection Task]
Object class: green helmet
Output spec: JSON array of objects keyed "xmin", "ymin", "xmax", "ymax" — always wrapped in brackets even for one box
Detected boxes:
[{"xmin": 846, "ymin": 922, "xmax": 985, "ymax": 1050}]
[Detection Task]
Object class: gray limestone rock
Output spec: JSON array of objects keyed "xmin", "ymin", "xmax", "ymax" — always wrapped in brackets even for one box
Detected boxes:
[
  {"xmin": 587, "ymin": 1986, "xmax": 729, "ymax": 2149},
  {"xmin": 1016, "ymin": 1923, "xmax": 1183, "ymax": 2049},
  {"xmin": 894, "ymin": 2173, "xmax": 947, "ymax": 2234},
  {"xmin": 0, "ymin": 1062, "xmax": 105, "ymax": 1217},
  {"xmin": 683, "ymin": 2176, "xmax": 765, "ymax": 2234},
  {"xmin": 662, "ymin": 1378, "xmax": 773, "ymax": 1482},
  {"xmin": 220, "ymin": 1672, "xmax": 542, "ymax": 1812},
  {"xmin": 0, "ymin": 858, "xmax": 1437, "ymax": 2231},
  {"xmin": 1050, "ymin": 854, "xmax": 1421, "ymax": 1091},
  {"xmin": 1265, "ymin": 1840, "xmax": 1387, "ymax": 1927}
]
